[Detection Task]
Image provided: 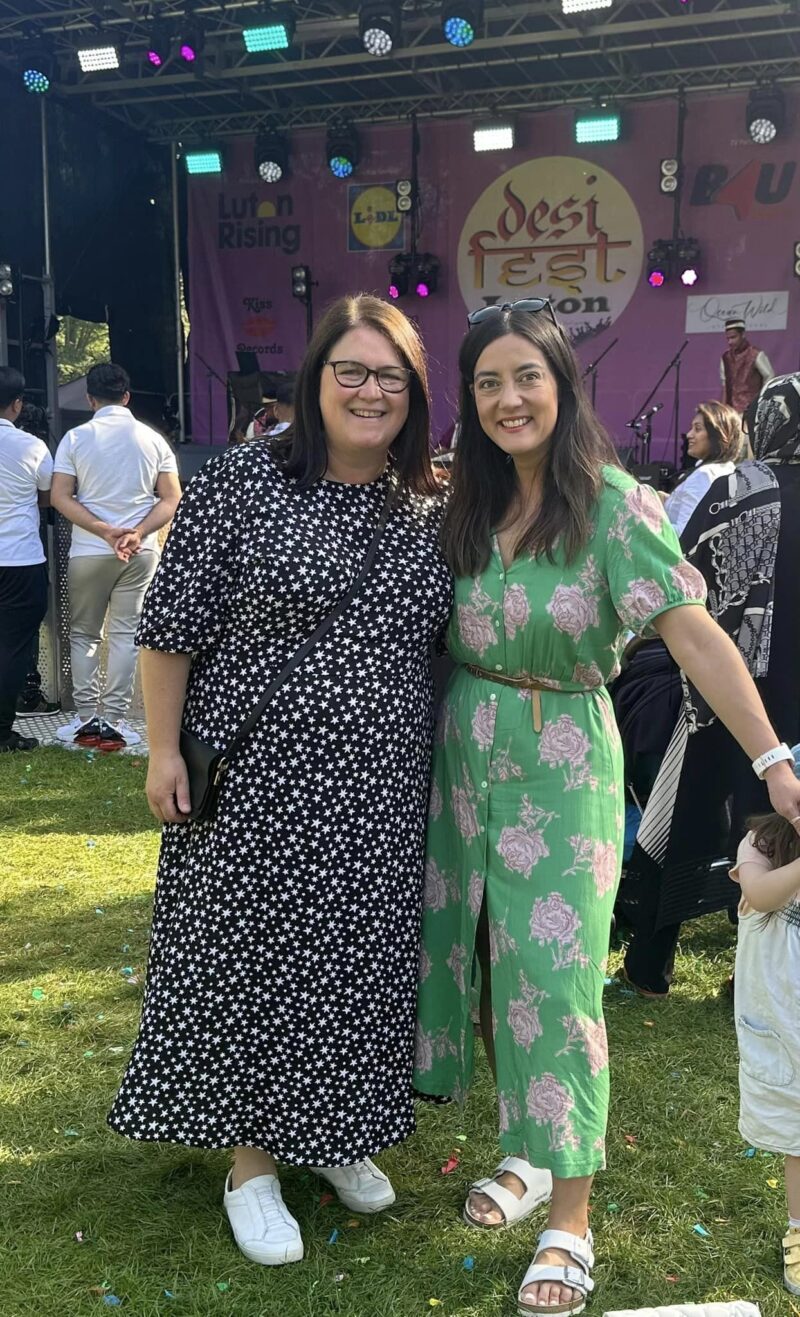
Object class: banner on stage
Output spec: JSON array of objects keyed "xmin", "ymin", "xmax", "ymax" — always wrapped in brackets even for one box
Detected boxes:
[{"xmin": 685, "ymin": 291, "xmax": 789, "ymax": 334}]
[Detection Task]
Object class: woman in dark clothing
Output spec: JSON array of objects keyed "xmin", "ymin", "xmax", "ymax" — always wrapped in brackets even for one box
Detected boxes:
[{"xmin": 620, "ymin": 373, "xmax": 800, "ymax": 995}]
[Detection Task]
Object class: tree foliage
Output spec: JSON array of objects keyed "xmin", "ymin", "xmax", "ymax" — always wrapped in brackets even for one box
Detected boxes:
[{"xmin": 57, "ymin": 316, "xmax": 110, "ymax": 385}]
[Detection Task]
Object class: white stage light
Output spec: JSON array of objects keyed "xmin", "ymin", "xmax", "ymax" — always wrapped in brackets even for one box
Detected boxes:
[
  {"xmin": 562, "ymin": 0, "xmax": 613, "ymax": 14},
  {"xmin": 77, "ymin": 45, "xmax": 120, "ymax": 72},
  {"xmin": 473, "ymin": 120, "xmax": 515, "ymax": 152}
]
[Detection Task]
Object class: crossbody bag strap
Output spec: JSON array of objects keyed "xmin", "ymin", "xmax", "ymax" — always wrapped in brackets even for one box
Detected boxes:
[{"xmin": 220, "ymin": 482, "xmax": 396, "ymax": 767}]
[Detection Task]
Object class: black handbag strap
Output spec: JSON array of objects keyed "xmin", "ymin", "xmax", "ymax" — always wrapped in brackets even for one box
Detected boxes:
[{"xmin": 218, "ymin": 482, "xmax": 395, "ymax": 767}]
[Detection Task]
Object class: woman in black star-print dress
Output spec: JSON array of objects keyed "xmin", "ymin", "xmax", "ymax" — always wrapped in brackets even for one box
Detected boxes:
[{"xmin": 108, "ymin": 296, "xmax": 453, "ymax": 1265}]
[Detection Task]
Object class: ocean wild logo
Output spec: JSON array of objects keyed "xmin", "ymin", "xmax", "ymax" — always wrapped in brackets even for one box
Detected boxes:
[
  {"xmin": 349, "ymin": 185, "xmax": 405, "ymax": 252},
  {"xmin": 458, "ymin": 157, "xmax": 643, "ymax": 329}
]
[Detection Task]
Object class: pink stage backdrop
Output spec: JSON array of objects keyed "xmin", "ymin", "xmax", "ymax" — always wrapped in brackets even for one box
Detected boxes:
[{"xmin": 187, "ymin": 92, "xmax": 800, "ymax": 458}]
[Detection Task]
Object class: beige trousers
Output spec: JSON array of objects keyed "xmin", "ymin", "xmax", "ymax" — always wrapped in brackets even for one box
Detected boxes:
[{"xmin": 68, "ymin": 551, "xmax": 158, "ymax": 723}]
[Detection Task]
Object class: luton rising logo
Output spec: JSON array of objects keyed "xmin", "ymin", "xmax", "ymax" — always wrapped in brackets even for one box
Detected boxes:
[{"xmin": 457, "ymin": 157, "xmax": 643, "ymax": 329}]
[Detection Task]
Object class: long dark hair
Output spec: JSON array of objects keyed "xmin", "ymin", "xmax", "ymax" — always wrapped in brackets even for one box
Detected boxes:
[
  {"xmin": 272, "ymin": 293, "xmax": 438, "ymax": 496},
  {"xmin": 440, "ymin": 308, "xmax": 619, "ymax": 577}
]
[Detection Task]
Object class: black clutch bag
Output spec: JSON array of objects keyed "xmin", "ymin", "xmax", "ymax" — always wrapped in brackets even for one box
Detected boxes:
[{"xmin": 178, "ymin": 485, "xmax": 394, "ymax": 823}]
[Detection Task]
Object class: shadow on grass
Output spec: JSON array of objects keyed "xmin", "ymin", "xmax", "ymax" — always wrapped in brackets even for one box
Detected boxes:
[
  {"xmin": 0, "ymin": 749, "xmax": 154, "ymax": 837},
  {"xmin": 1, "ymin": 893, "xmax": 156, "ymax": 979}
]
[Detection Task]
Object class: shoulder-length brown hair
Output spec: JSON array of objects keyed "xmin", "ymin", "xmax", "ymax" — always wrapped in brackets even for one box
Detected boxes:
[
  {"xmin": 749, "ymin": 812, "xmax": 800, "ymax": 871},
  {"xmin": 441, "ymin": 307, "xmax": 619, "ymax": 577},
  {"xmin": 272, "ymin": 293, "xmax": 438, "ymax": 496},
  {"xmin": 695, "ymin": 401, "xmax": 745, "ymax": 463}
]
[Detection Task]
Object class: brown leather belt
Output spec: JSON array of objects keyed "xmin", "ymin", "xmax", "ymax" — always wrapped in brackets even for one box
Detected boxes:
[{"xmin": 463, "ymin": 663, "xmax": 563, "ymax": 733}]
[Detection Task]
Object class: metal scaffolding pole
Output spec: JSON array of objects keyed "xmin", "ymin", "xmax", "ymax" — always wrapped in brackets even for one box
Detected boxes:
[
  {"xmin": 170, "ymin": 142, "xmax": 186, "ymax": 443},
  {"xmin": 40, "ymin": 95, "xmax": 64, "ymax": 705}
]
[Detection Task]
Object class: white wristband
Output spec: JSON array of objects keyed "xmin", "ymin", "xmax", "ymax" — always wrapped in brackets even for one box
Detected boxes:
[{"xmin": 752, "ymin": 743, "xmax": 794, "ymax": 779}]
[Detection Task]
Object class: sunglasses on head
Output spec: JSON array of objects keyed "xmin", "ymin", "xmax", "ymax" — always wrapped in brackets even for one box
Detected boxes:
[{"xmin": 466, "ymin": 298, "xmax": 558, "ymax": 329}]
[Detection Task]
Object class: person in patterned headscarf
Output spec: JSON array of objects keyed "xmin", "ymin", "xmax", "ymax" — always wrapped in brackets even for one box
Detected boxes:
[{"xmin": 623, "ymin": 373, "xmax": 800, "ymax": 997}]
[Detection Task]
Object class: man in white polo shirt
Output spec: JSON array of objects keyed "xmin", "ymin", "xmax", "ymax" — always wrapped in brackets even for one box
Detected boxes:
[
  {"xmin": 0, "ymin": 367, "xmax": 53, "ymax": 753},
  {"xmin": 51, "ymin": 362, "xmax": 181, "ymax": 752}
]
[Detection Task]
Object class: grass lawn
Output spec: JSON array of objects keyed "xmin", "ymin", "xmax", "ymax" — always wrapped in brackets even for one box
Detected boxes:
[{"xmin": 1, "ymin": 749, "xmax": 796, "ymax": 1317}]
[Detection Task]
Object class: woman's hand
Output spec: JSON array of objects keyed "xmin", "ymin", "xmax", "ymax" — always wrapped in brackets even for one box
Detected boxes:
[
  {"xmin": 764, "ymin": 761, "xmax": 800, "ymax": 836},
  {"xmin": 146, "ymin": 751, "xmax": 191, "ymax": 824}
]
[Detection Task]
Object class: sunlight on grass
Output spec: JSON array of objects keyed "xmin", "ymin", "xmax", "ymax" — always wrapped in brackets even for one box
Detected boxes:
[{"xmin": 0, "ymin": 751, "xmax": 794, "ymax": 1315}]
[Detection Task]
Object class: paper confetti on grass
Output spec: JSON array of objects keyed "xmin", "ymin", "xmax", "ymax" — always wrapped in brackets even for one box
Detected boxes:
[
  {"xmin": 440, "ymin": 1155, "xmax": 460, "ymax": 1175},
  {"xmin": 31, "ymin": 988, "xmax": 46, "ymax": 1000},
  {"xmin": 693, "ymin": 1223, "xmax": 711, "ymax": 1237},
  {"xmin": 318, "ymin": 1192, "xmax": 334, "ymax": 1207},
  {"xmin": 215, "ymin": 1281, "xmax": 230, "ymax": 1292},
  {"xmin": 623, "ymin": 1133, "xmax": 638, "ymax": 1146},
  {"xmin": 463, "ymin": 1256, "xmax": 475, "ymax": 1271},
  {"xmin": 328, "ymin": 1230, "xmax": 339, "ymax": 1245}
]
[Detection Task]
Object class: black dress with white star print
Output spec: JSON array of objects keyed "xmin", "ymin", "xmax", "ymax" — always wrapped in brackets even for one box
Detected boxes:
[{"xmin": 108, "ymin": 442, "xmax": 453, "ymax": 1165}]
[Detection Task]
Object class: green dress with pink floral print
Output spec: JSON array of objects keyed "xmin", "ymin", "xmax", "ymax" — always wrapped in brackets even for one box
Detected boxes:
[{"xmin": 414, "ymin": 466, "xmax": 706, "ymax": 1178}]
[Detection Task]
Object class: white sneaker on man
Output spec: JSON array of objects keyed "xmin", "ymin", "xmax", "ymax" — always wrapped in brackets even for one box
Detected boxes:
[
  {"xmin": 55, "ymin": 715, "xmax": 85, "ymax": 743},
  {"xmin": 310, "ymin": 1158, "xmax": 396, "ymax": 1213},
  {"xmin": 223, "ymin": 1172, "xmax": 303, "ymax": 1265}
]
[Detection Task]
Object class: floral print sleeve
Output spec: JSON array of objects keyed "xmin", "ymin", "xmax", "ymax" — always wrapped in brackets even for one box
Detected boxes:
[{"xmin": 602, "ymin": 468, "xmax": 707, "ymax": 637}]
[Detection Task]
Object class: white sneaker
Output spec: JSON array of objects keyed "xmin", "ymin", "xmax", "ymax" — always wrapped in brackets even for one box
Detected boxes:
[
  {"xmin": 223, "ymin": 1172, "xmax": 303, "ymax": 1265},
  {"xmin": 55, "ymin": 716, "xmax": 88, "ymax": 743},
  {"xmin": 104, "ymin": 719, "xmax": 142, "ymax": 747},
  {"xmin": 310, "ymin": 1158, "xmax": 396, "ymax": 1213}
]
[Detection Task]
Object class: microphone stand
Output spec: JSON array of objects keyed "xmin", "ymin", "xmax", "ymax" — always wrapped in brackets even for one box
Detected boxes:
[
  {"xmin": 193, "ymin": 351, "xmax": 229, "ymax": 441},
  {"xmin": 625, "ymin": 339, "xmax": 689, "ymax": 467},
  {"xmin": 582, "ymin": 337, "xmax": 619, "ymax": 409}
]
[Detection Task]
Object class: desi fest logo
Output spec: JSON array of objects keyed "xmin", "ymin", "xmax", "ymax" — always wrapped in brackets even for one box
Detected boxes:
[{"xmin": 457, "ymin": 157, "xmax": 644, "ymax": 324}]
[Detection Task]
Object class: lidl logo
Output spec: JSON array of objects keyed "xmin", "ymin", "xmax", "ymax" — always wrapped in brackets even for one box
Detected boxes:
[{"xmin": 348, "ymin": 185, "xmax": 405, "ymax": 252}]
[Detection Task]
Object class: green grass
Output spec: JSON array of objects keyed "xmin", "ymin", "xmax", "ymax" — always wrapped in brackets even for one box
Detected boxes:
[{"xmin": 1, "ymin": 750, "xmax": 796, "ymax": 1317}]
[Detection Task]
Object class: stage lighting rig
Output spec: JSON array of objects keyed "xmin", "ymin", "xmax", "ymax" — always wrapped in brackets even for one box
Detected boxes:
[
  {"xmin": 415, "ymin": 254, "xmax": 440, "ymax": 298},
  {"xmin": 242, "ymin": 7, "xmax": 296, "ymax": 53},
  {"xmin": 179, "ymin": 26, "xmax": 204, "ymax": 63},
  {"xmin": 646, "ymin": 240, "xmax": 672, "ymax": 288},
  {"xmin": 677, "ymin": 238, "xmax": 701, "ymax": 287},
  {"xmin": 145, "ymin": 27, "xmax": 171, "ymax": 68},
  {"xmin": 388, "ymin": 253, "xmax": 412, "ymax": 300},
  {"xmin": 77, "ymin": 42, "xmax": 120, "ymax": 72},
  {"xmin": 574, "ymin": 107, "xmax": 621, "ymax": 143},
  {"xmin": 327, "ymin": 125, "xmax": 360, "ymax": 178},
  {"xmin": 562, "ymin": 0, "xmax": 612, "ymax": 13},
  {"xmin": 442, "ymin": 1, "xmax": 482, "ymax": 47},
  {"xmin": 255, "ymin": 130, "xmax": 289, "ymax": 183},
  {"xmin": 0, "ymin": 264, "xmax": 14, "ymax": 299},
  {"xmin": 184, "ymin": 148, "xmax": 224, "ymax": 175},
  {"xmin": 22, "ymin": 55, "xmax": 53, "ymax": 94},
  {"xmin": 359, "ymin": 2, "xmax": 401, "ymax": 56},
  {"xmin": 746, "ymin": 85, "xmax": 785, "ymax": 144},
  {"xmin": 473, "ymin": 119, "xmax": 515, "ymax": 151}
]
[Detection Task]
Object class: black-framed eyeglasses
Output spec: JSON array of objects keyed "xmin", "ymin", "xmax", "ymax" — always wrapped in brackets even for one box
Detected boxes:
[
  {"xmin": 466, "ymin": 298, "xmax": 558, "ymax": 329},
  {"xmin": 324, "ymin": 359, "xmax": 414, "ymax": 394}
]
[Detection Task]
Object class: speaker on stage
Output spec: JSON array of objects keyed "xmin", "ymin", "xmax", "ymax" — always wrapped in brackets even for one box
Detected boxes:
[{"xmin": 630, "ymin": 461, "xmax": 675, "ymax": 491}]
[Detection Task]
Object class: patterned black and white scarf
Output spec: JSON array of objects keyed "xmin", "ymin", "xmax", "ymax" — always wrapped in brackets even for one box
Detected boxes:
[
  {"xmin": 680, "ymin": 372, "xmax": 800, "ymax": 728},
  {"xmin": 635, "ymin": 374, "xmax": 800, "ymax": 870}
]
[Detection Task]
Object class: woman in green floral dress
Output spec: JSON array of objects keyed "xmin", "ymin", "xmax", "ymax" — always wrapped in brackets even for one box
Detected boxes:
[{"xmin": 414, "ymin": 301, "xmax": 800, "ymax": 1316}]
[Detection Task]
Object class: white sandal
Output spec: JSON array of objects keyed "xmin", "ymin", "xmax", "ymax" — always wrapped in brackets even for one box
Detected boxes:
[
  {"xmin": 463, "ymin": 1155, "xmax": 553, "ymax": 1229},
  {"xmin": 517, "ymin": 1228, "xmax": 595, "ymax": 1316}
]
